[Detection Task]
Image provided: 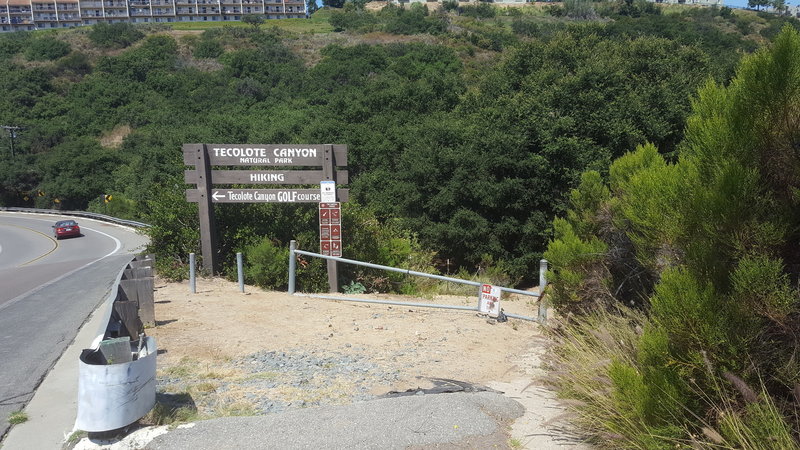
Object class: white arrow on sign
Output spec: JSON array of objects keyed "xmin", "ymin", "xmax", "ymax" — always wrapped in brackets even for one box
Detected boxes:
[{"xmin": 212, "ymin": 191, "xmax": 225, "ymax": 201}]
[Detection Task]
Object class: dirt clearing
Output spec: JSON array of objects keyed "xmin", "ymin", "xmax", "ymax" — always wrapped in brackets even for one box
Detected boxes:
[{"xmin": 149, "ymin": 277, "xmax": 586, "ymax": 448}]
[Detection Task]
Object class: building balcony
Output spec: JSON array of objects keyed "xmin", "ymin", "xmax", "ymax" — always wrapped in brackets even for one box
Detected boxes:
[
  {"xmin": 34, "ymin": 14, "xmax": 59, "ymax": 20},
  {"xmin": 59, "ymin": 13, "xmax": 82, "ymax": 19},
  {"xmin": 103, "ymin": 2, "xmax": 128, "ymax": 7},
  {"xmin": 80, "ymin": 1, "xmax": 103, "ymax": 7},
  {"xmin": 152, "ymin": 9, "xmax": 174, "ymax": 14}
]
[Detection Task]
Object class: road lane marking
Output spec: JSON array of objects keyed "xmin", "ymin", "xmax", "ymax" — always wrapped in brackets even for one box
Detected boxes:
[
  {"xmin": 83, "ymin": 226, "xmax": 122, "ymax": 258},
  {"xmin": 0, "ymin": 222, "xmax": 59, "ymax": 266},
  {"xmin": 0, "ymin": 217, "xmax": 129, "ymax": 313}
]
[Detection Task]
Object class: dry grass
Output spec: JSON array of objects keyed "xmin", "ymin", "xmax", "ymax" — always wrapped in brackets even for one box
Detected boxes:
[{"xmin": 99, "ymin": 124, "xmax": 132, "ymax": 149}]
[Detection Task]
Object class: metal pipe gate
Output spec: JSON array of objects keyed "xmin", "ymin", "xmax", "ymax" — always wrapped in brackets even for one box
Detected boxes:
[{"xmin": 288, "ymin": 240, "xmax": 549, "ymax": 323}]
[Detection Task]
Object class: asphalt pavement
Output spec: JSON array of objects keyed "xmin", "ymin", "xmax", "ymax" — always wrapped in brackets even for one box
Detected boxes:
[
  {"xmin": 0, "ymin": 213, "xmax": 531, "ymax": 450},
  {"xmin": 0, "ymin": 212, "xmax": 147, "ymax": 447},
  {"xmin": 145, "ymin": 392, "xmax": 524, "ymax": 450}
]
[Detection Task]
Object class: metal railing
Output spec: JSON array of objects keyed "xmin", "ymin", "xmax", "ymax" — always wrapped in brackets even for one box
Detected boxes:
[
  {"xmin": 0, "ymin": 206, "xmax": 151, "ymax": 228},
  {"xmin": 288, "ymin": 240, "xmax": 549, "ymax": 323}
]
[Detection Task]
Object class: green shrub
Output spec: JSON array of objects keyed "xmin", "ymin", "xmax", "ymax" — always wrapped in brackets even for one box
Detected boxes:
[
  {"xmin": 544, "ymin": 218, "xmax": 609, "ymax": 310},
  {"xmin": 379, "ymin": 4, "xmax": 447, "ymax": 35},
  {"xmin": 242, "ymin": 237, "xmax": 290, "ymax": 290},
  {"xmin": 545, "ymin": 27, "xmax": 800, "ymax": 448},
  {"xmin": 563, "ymin": 0, "xmax": 596, "ymax": 20},
  {"xmin": 718, "ymin": 393, "xmax": 799, "ymax": 449},
  {"xmin": 25, "ymin": 37, "xmax": 70, "ymax": 61},
  {"xmin": 87, "ymin": 192, "xmax": 141, "ymax": 221},
  {"xmin": 329, "ymin": 8, "xmax": 378, "ymax": 32},
  {"xmin": 194, "ymin": 39, "xmax": 224, "ymax": 59},
  {"xmin": 0, "ymin": 31, "xmax": 32, "ymax": 59},
  {"xmin": 88, "ymin": 22, "xmax": 145, "ymax": 49},
  {"xmin": 55, "ymin": 52, "xmax": 92, "ymax": 76},
  {"xmin": 441, "ymin": 0, "xmax": 458, "ymax": 12},
  {"xmin": 460, "ymin": 3, "xmax": 495, "ymax": 19},
  {"xmin": 511, "ymin": 18, "xmax": 539, "ymax": 37}
]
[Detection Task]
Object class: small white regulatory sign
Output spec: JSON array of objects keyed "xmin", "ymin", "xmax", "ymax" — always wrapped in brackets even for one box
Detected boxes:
[
  {"xmin": 320, "ymin": 180, "xmax": 336, "ymax": 203},
  {"xmin": 479, "ymin": 284, "xmax": 501, "ymax": 317}
]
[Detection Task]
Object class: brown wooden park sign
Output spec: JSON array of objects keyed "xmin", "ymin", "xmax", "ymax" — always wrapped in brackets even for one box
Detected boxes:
[{"xmin": 184, "ymin": 143, "xmax": 348, "ymax": 289}]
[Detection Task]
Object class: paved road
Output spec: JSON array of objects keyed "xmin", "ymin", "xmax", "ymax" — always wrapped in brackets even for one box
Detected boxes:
[{"xmin": 0, "ymin": 212, "xmax": 148, "ymax": 441}]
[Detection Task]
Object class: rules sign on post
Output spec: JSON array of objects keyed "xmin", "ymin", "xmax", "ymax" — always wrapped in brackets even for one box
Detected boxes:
[
  {"xmin": 479, "ymin": 284, "xmax": 501, "ymax": 317},
  {"xmin": 319, "ymin": 203, "xmax": 342, "ymax": 257}
]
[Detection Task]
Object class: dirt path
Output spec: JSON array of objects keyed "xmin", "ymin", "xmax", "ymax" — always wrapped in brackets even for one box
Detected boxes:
[{"xmin": 148, "ymin": 277, "xmax": 587, "ymax": 448}]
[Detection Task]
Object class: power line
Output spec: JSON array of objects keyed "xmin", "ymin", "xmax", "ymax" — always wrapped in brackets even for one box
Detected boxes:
[{"xmin": 0, "ymin": 125, "xmax": 23, "ymax": 158}]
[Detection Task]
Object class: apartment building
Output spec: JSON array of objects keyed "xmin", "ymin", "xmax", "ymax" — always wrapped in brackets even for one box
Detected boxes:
[{"xmin": 0, "ymin": 0, "xmax": 305, "ymax": 32}]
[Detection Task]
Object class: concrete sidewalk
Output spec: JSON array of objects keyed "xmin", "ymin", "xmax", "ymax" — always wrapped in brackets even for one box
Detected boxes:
[{"xmin": 2, "ymin": 285, "xmax": 113, "ymax": 450}]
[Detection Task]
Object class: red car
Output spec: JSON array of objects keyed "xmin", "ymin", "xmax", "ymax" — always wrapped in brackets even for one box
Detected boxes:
[{"xmin": 53, "ymin": 220, "xmax": 81, "ymax": 239}]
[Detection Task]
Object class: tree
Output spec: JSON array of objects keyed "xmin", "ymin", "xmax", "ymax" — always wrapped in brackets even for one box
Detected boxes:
[
  {"xmin": 544, "ymin": 26, "xmax": 800, "ymax": 447},
  {"xmin": 747, "ymin": 0, "xmax": 769, "ymax": 9},
  {"xmin": 306, "ymin": 0, "xmax": 319, "ymax": 15},
  {"xmin": 322, "ymin": 0, "xmax": 345, "ymax": 8},
  {"xmin": 241, "ymin": 14, "xmax": 264, "ymax": 29},
  {"xmin": 88, "ymin": 22, "xmax": 144, "ymax": 49}
]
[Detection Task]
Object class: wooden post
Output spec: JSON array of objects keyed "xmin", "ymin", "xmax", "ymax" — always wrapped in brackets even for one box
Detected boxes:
[
  {"xmin": 186, "ymin": 144, "xmax": 220, "ymax": 274},
  {"xmin": 323, "ymin": 144, "xmax": 339, "ymax": 293}
]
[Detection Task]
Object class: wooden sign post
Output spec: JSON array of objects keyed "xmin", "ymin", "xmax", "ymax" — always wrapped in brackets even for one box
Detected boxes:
[{"xmin": 184, "ymin": 143, "xmax": 348, "ymax": 292}]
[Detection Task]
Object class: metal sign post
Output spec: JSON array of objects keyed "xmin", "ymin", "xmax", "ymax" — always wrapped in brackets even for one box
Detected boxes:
[{"xmin": 319, "ymin": 202, "xmax": 342, "ymax": 292}]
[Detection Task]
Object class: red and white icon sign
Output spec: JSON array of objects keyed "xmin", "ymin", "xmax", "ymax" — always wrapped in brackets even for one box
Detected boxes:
[{"xmin": 479, "ymin": 284, "xmax": 501, "ymax": 317}]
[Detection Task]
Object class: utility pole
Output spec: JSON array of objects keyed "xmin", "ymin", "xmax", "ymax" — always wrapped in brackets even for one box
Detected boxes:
[{"xmin": 1, "ymin": 126, "xmax": 22, "ymax": 158}]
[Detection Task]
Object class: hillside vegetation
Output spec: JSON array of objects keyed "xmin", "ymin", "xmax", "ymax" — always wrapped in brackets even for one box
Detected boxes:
[
  {"xmin": 1, "ymin": 1, "xmax": 800, "ymax": 446},
  {"xmin": 545, "ymin": 25, "xmax": 800, "ymax": 448},
  {"xmin": 2, "ymin": 2, "xmax": 794, "ymax": 286}
]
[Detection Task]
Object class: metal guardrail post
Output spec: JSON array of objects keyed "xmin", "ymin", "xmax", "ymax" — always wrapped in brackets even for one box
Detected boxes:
[
  {"xmin": 237, "ymin": 252, "xmax": 244, "ymax": 293},
  {"xmin": 288, "ymin": 240, "xmax": 296, "ymax": 295},
  {"xmin": 189, "ymin": 253, "xmax": 196, "ymax": 294},
  {"xmin": 538, "ymin": 259, "xmax": 548, "ymax": 323}
]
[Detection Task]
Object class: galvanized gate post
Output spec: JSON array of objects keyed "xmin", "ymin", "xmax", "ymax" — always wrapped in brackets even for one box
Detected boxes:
[
  {"xmin": 189, "ymin": 252, "xmax": 196, "ymax": 294},
  {"xmin": 538, "ymin": 259, "xmax": 548, "ymax": 323},
  {"xmin": 237, "ymin": 252, "xmax": 244, "ymax": 293},
  {"xmin": 288, "ymin": 240, "xmax": 296, "ymax": 294}
]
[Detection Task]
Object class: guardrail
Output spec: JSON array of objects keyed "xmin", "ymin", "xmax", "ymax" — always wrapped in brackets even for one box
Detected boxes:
[
  {"xmin": 76, "ymin": 254, "xmax": 157, "ymax": 433},
  {"xmin": 288, "ymin": 240, "xmax": 549, "ymax": 323},
  {"xmin": 0, "ymin": 206, "xmax": 151, "ymax": 228}
]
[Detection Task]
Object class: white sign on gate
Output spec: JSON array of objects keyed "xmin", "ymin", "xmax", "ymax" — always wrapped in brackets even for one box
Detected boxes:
[{"xmin": 479, "ymin": 284, "xmax": 501, "ymax": 317}]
